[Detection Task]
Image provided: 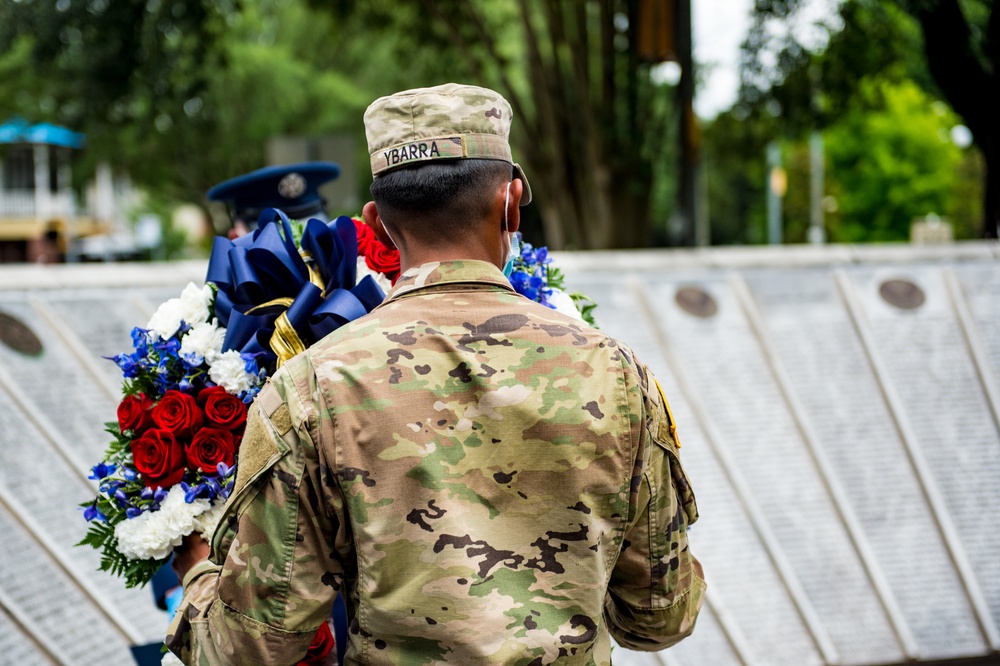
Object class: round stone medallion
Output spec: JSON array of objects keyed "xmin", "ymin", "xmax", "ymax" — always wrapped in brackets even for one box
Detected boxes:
[
  {"xmin": 675, "ymin": 286, "xmax": 718, "ymax": 318},
  {"xmin": 0, "ymin": 311, "xmax": 43, "ymax": 356},
  {"xmin": 879, "ymin": 279, "xmax": 925, "ymax": 310}
]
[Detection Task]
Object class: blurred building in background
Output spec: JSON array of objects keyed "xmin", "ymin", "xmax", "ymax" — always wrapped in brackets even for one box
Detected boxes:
[{"xmin": 0, "ymin": 117, "xmax": 140, "ymax": 263}]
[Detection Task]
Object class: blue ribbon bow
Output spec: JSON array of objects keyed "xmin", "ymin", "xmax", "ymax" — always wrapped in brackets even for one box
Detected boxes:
[{"xmin": 206, "ymin": 208, "xmax": 385, "ymax": 371}]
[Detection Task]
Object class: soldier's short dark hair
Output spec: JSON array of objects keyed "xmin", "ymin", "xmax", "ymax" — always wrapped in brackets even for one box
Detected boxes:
[{"xmin": 370, "ymin": 159, "xmax": 513, "ymax": 243}]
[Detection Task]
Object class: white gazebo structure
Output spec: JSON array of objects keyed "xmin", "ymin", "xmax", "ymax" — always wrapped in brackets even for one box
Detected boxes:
[{"xmin": 0, "ymin": 117, "xmax": 127, "ymax": 263}]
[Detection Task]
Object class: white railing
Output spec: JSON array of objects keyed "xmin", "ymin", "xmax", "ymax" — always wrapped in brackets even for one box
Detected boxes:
[
  {"xmin": 0, "ymin": 189, "xmax": 79, "ymax": 219},
  {"xmin": 0, "ymin": 190, "xmax": 37, "ymax": 217}
]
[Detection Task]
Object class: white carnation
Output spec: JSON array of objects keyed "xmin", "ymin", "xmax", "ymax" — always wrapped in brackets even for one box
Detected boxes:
[
  {"xmin": 146, "ymin": 298, "xmax": 188, "ymax": 340},
  {"xmin": 179, "ymin": 320, "xmax": 225, "ymax": 365},
  {"xmin": 114, "ymin": 486, "xmax": 220, "ymax": 561},
  {"xmin": 356, "ymin": 256, "xmax": 393, "ymax": 293},
  {"xmin": 208, "ymin": 349, "xmax": 257, "ymax": 395},
  {"xmin": 547, "ymin": 288, "xmax": 585, "ymax": 322},
  {"xmin": 147, "ymin": 282, "xmax": 213, "ymax": 339},
  {"xmin": 192, "ymin": 500, "xmax": 228, "ymax": 538},
  {"xmin": 178, "ymin": 282, "xmax": 213, "ymax": 325}
]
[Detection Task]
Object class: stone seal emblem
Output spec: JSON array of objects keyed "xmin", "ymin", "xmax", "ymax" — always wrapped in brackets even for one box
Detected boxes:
[
  {"xmin": 675, "ymin": 286, "xmax": 718, "ymax": 318},
  {"xmin": 879, "ymin": 279, "xmax": 925, "ymax": 310},
  {"xmin": 0, "ymin": 311, "xmax": 43, "ymax": 356}
]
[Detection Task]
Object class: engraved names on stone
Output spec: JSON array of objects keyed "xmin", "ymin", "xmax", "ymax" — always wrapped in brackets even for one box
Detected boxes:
[
  {"xmin": 645, "ymin": 273, "xmax": 899, "ymax": 665},
  {"xmin": 954, "ymin": 264, "xmax": 1000, "ymax": 401},
  {"xmin": 749, "ymin": 269, "xmax": 983, "ymax": 659},
  {"xmin": 0, "ymin": 505, "xmax": 135, "ymax": 665},
  {"xmin": 0, "ymin": 299, "xmax": 118, "ymax": 468},
  {"xmin": 851, "ymin": 267, "xmax": 1000, "ymax": 638},
  {"xmin": 45, "ymin": 294, "xmax": 151, "ymax": 389},
  {"xmin": 0, "ymin": 608, "xmax": 50, "ymax": 666},
  {"xmin": 0, "ymin": 380, "xmax": 169, "ymax": 644},
  {"xmin": 574, "ymin": 275, "xmax": 824, "ymax": 666}
]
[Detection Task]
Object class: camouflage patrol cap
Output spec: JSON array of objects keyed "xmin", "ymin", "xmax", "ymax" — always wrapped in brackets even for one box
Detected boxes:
[{"xmin": 364, "ymin": 83, "xmax": 532, "ymax": 205}]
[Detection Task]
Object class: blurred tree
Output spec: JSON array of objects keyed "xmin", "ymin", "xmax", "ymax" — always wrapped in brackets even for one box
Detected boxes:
[
  {"xmin": 0, "ymin": 0, "xmax": 375, "ymax": 205},
  {"xmin": 1, "ymin": 0, "xmax": 682, "ymax": 250},
  {"xmin": 317, "ymin": 0, "xmax": 679, "ymax": 250},
  {"xmin": 743, "ymin": 0, "xmax": 998, "ymax": 239},
  {"xmin": 824, "ymin": 78, "xmax": 964, "ymax": 241}
]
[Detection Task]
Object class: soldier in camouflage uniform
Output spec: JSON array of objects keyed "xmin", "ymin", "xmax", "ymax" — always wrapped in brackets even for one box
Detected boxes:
[{"xmin": 167, "ymin": 83, "xmax": 705, "ymax": 665}]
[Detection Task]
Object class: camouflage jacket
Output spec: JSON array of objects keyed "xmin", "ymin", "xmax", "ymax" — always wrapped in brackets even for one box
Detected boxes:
[{"xmin": 167, "ymin": 260, "xmax": 704, "ymax": 665}]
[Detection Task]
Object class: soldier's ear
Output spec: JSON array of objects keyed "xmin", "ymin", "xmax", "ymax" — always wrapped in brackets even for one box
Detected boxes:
[
  {"xmin": 505, "ymin": 178, "xmax": 523, "ymax": 234},
  {"xmin": 363, "ymin": 201, "xmax": 397, "ymax": 249}
]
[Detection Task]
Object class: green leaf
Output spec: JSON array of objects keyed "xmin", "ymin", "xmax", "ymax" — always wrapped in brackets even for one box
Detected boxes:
[{"xmin": 570, "ymin": 291, "xmax": 599, "ymax": 328}]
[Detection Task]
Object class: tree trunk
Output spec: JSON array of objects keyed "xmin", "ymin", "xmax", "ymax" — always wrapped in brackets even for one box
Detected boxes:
[
  {"xmin": 909, "ymin": 0, "xmax": 998, "ymax": 238},
  {"xmin": 411, "ymin": 0, "xmax": 662, "ymax": 250}
]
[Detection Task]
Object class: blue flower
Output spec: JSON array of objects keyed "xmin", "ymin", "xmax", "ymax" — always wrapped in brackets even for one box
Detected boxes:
[
  {"xmin": 181, "ymin": 352, "xmax": 204, "ymax": 367},
  {"xmin": 154, "ymin": 336, "xmax": 181, "ymax": 355},
  {"xmin": 216, "ymin": 461, "xmax": 234, "ymax": 478},
  {"xmin": 154, "ymin": 487, "xmax": 168, "ymax": 503},
  {"xmin": 114, "ymin": 489, "xmax": 129, "ymax": 506},
  {"xmin": 83, "ymin": 502, "xmax": 107, "ymax": 522},
  {"xmin": 108, "ymin": 353, "xmax": 138, "ymax": 377},
  {"xmin": 184, "ymin": 483, "xmax": 206, "ymax": 504},
  {"xmin": 241, "ymin": 351, "xmax": 265, "ymax": 375},
  {"xmin": 122, "ymin": 467, "xmax": 137, "ymax": 482},
  {"xmin": 205, "ymin": 478, "xmax": 223, "ymax": 499},
  {"xmin": 241, "ymin": 386, "xmax": 261, "ymax": 404},
  {"xmin": 125, "ymin": 507, "xmax": 143, "ymax": 519},
  {"xmin": 131, "ymin": 327, "xmax": 151, "ymax": 354},
  {"xmin": 88, "ymin": 462, "xmax": 116, "ymax": 481}
]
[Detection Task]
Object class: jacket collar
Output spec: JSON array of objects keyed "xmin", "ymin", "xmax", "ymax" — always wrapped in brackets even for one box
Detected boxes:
[{"xmin": 383, "ymin": 260, "xmax": 515, "ymax": 302}]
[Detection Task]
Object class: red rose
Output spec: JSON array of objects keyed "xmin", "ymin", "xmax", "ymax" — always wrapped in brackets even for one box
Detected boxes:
[
  {"xmin": 354, "ymin": 218, "xmax": 374, "ymax": 257},
  {"xmin": 199, "ymin": 386, "xmax": 248, "ymax": 432},
  {"xmin": 185, "ymin": 427, "xmax": 236, "ymax": 473},
  {"xmin": 152, "ymin": 390, "xmax": 204, "ymax": 437},
  {"xmin": 296, "ymin": 621, "xmax": 335, "ymax": 666},
  {"xmin": 118, "ymin": 393, "xmax": 154, "ymax": 434},
  {"xmin": 131, "ymin": 429, "xmax": 187, "ymax": 489},
  {"xmin": 365, "ymin": 241, "xmax": 401, "ymax": 284}
]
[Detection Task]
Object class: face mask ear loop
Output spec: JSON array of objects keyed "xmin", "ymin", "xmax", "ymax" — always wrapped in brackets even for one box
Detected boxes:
[
  {"xmin": 381, "ymin": 224, "xmax": 398, "ymax": 250},
  {"xmin": 502, "ymin": 181, "xmax": 519, "ymax": 277}
]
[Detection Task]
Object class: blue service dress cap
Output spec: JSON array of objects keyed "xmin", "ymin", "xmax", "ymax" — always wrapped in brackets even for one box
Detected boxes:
[{"xmin": 207, "ymin": 161, "xmax": 340, "ymax": 222}]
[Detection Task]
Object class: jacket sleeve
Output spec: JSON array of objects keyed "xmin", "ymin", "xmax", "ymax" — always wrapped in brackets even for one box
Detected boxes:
[
  {"xmin": 166, "ymin": 366, "xmax": 341, "ymax": 665},
  {"xmin": 604, "ymin": 354, "xmax": 706, "ymax": 651}
]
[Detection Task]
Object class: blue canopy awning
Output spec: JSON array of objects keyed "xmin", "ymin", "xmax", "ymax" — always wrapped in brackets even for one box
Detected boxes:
[
  {"xmin": 0, "ymin": 117, "xmax": 31, "ymax": 144},
  {"xmin": 0, "ymin": 117, "xmax": 85, "ymax": 149}
]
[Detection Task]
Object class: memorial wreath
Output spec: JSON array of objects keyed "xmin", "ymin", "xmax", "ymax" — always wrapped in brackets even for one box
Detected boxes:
[{"xmin": 79, "ymin": 209, "xmax": 596, "ymax": 590}]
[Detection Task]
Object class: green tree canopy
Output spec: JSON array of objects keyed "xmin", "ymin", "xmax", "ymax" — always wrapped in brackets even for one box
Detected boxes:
[
  {"xmin": 704, "ymin": 0, "xmax": 986, "ymax": 243},
  {"xmin": 740, "ymin": 0, "xmax": 998, "ymax": 239},
  {"xmin": 1, "ymin": 0, "xmax": 683, "ymax": 250},
  {"xmin": 824, "ymin": 78, "xmax": 964, "ymax": 241}
]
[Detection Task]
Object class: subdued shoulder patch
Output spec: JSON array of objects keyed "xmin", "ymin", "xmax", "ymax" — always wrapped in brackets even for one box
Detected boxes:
[
  {"xmin": 257, "ymin": 382, "xmax": 294, "ymax": 435},
  {"xmin": 270, "ymin": 403, "xmax": 293, "ymax": 436},
  {"xmin": 232, "ymin": 404, "xmax": 281, "ymax": 498}
]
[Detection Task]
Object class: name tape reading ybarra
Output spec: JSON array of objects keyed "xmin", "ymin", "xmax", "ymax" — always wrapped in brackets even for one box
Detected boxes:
[{"xmin": 379, "ymin": 136, "xmax": 465, "ymax": 170}]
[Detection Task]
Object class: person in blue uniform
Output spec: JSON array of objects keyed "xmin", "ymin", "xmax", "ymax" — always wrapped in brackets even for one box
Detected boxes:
[{"xmin": 207, "ymin": 161, "xmax": 341, "ymax": 237}]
